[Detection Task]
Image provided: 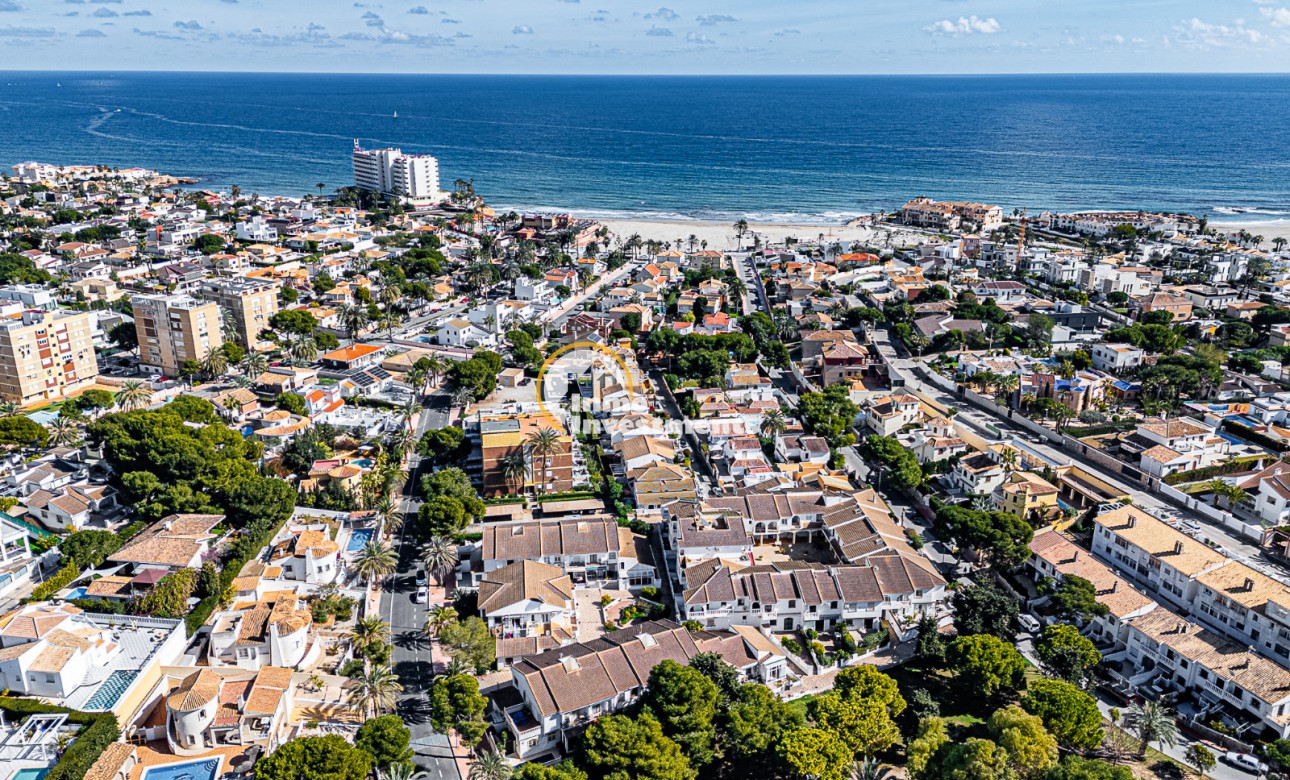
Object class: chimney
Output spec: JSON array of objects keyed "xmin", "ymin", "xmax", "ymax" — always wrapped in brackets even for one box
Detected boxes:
[
  {"xmin": 1111, "ymin": 581, "xmax": 1119, "ymax": 593},
  {"xmin": 1174, "ymin": 541, "xmax": 1184, "ymax": 555},
  {"xmin": 1245, "ymin": 578, "xmax": 1255, "ymax": 592},
  {"xmin": 1128, "ymin": 516, "xmax": 1136, "ymax": 529},
  {"xmin": 1072, "ymin": 550, "xmax": 1079, "ymax": 562}
]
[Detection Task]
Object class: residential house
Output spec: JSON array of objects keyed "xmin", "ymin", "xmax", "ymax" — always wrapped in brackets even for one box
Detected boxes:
[{"xmin": 207, "ymin": 592, "xmax": 316, "ymax": 671}]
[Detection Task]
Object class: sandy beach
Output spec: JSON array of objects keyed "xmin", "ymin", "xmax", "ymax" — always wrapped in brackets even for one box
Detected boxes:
[
  {"xmin": 1212, "ymin": 220, "xmax": 1290, "ymax": 243},
  {"xmin": 586, "ymin": 214, "xmax": 926, "ymax": 252},
  {"xmin": 588, "ymin": 213, "xmax": 1290, "ymax": 250}
]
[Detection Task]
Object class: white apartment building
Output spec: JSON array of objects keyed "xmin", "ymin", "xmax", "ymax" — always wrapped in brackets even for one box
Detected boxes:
[
  {"xmin": 352, "ymin": 140, "xmax": 444, "ymax": 201},
  {"xmin": 1091, "ymin": 343, "xmax": 1145, "ymax": 373}
]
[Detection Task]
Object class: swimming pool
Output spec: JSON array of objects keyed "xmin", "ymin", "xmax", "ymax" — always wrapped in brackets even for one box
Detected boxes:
[
  {"xmin": 83, "ymin": 669, "xmax": 138, "ymax": 711},
  {"xmin": 346, "ymin": 528, "xmax": 375, "ymax": 552},
  {"xmin": 64, "ymin": 587, "xmax": 87, "ymax": 600},
  {"xmin": 350, "ymin": 458, "xmax": 374, "ymax": 469},
  {"xmin": 10, "ymin": 769, "xmax": 50, "ymax": 780},
  {"xmin": 141, "ymin": 758, "xmax": 221, "ymax": 780}
]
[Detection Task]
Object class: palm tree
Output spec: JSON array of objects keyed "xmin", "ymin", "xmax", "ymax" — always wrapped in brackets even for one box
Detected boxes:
[
  {"xmin": 386, "ymin": 426, "xmax": 416, "ymax": 461},
  {"xmin": 1206, "ymin": 478, "xmax": 1227, "ymax": 507},
  {"xmin": 201, "ymin": 350, "xmax": 229, "ymax": 380},
  {"xmin": 115, "ymin": 380, "xmax": 152, "ymax": 411},
  {"xmin": 451, "ymin": 384, "xmax": 475, "ymax": 409},
  {"xmin": 998, "ymin": 447, "xmax": 1019, "ymax": 477},
  {"xmin": 347, "ymin": 663, "xmax": 403, "ymax": 718},
  {"xmin": 469, "ymin": 750, "xmax": 512, "ymax": 780},
  {"xmin": 525, "ymin": 427, "xmax": 562, "ymax": 496},
  {"xmin": 406, "ymin": 366, "xmax": 429, "ymax": 397},
  {"xmin": 0, "ymin": 401, "xmax": 18, "ymax": 418},
  {"xmin": 240, "ymin": 352, "xmax": 268, "ymax": 378},
  {"xmin": 353, "ymin": 539, "xmax": 398, "ymax": 585},
  {"xmin": 1124, "ymin": 701, "xmax": 1178, "ymax": 758},
  {"xmin": 760, "ymin": 408, "xmax": 787, "ymax": 438},
  {"xmin": 377, "ymin": 763, "xmax": 426, "ymax": 780},
  {"xmin": 852, "ymin": 758, "xmax": 895, "ymax": 780},
  {"xmin": 290, "ymin": 336, "xmax": 318, "ymax": 366},
  {"xmin": 733, "ymin": 218, "xmax": 749, "ymax": 249},
  {"xmin": 381, "ymin": 308, "xmax": 403, "ymax": 340},
  {"xmin": 1220, "ymin": 484, "xmax": 1248, "ymax": 510},
  {"xmin": 338, "ymin": 304, "xmax": 370, "ymax": 342},
  {"xmin": 500, "ymin": 450, "xmax": 528, "ymax": 495},
  {"xmin": 424, "ymin": 606, "xmax": 458, "ymax": 638},
  {"xmin": 372, "ymin": 495, "xmax": 404, "ymax": 537},
  {"xmin": 352, "ymin": 615, "xmax": 392, "ymax": 656},
  {"xmin": 425, "ymin": 355, "xmax": 448, "ymax": 388},
  {"xmin": 46, "ymin": 418, "xmax": 81, "ymax": 448},
  {"xmin": 423, "ymin": 536, "xmax": 459, "ymax": 585}
]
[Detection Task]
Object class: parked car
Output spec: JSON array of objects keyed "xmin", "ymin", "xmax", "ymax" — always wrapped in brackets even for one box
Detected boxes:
[
  {"xmin": 414, "ymin": 585, "xmax": 429, "ymax": 604},
  {"xmin": 1018, "ymin": 614, "xmax": 1041, "ymax": 633},
  {"xmin": 415, "ymin": 568, "xmax": 428, "ymax": 586},
  {"xmin": 1223, "ymin": 753, "xmax": 1264, "ymax": 774}
]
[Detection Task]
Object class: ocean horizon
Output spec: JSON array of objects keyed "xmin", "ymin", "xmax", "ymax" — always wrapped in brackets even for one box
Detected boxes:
[{"xmin": 3, "ymin": 70, "xmax": 1290, "ymax": 225}]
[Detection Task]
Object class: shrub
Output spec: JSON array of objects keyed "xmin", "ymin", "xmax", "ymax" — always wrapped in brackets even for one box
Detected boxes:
[
  {"xmin": 28, "ymin": 563, "xmax": 80, "ymax": 602},
  {"xmin": 781, "ymin": 637, "xmax": 802, "ymax": 655},
  {"xmin": 640, "ymin": 586, "xmax": 659, "ymax": 601},
  {"xmin": 0, "ymin": 699, "xmax": 119, "ymax": 780}
]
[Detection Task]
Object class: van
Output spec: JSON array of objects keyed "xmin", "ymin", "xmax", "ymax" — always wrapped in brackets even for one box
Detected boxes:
[{"xmin": 1018, "ymin": 614, "xmax": 1040, "ymax": 633}]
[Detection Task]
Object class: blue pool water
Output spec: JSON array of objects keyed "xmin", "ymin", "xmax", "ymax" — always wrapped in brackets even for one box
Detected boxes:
[
  {"xmin": 350, "ymin": 458, "xmax": 374, "ymax": 469},
  {"xmin": 10, "ymin": 769, "xmax": 50, "ymax": 780},
  {"xmin": 83, "ymin": 669, "xmax": 138, "ymax": 711},
  {"xmin": 141, "ymin": 758, "xmax": 221, "ymax": 780},
  {"xmin": 346, "ymin": 528, "xmax": 375, "ymax": 552},
  {"xmin": 64, "ymin": 587, "xmax": 87, "ymax": 600}
]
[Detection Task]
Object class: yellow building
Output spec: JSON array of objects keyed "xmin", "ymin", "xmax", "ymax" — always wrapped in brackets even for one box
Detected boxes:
[
  {"xmin": 995, "ymin": 471, "xmax": 1060, "ymax": 523},
  {"xmin": 0, "ymin": 310, "xmax": 99, "ymax": 404},
  {"xmin": 200, "ymin": 277, "xmax": 280, "ymax": 351},
  {"xmin": 132, "ymin": 293, "xmax": 224, "ymax": 376}
]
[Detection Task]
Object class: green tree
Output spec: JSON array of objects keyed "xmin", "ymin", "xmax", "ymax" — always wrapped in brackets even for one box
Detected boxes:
[
  {"xmin": 0, "ymin": 253, "xmax": 53, "ymax": 284},
  {"xmin": 798, "ymin": 385, "xmax": 859, "ymax": 439},
  {"xmin": 642, "ymin": 660, "xmax": 719, "ymax": 767},
  {"xmin": 1021, "ymin": 679, "xmax": 1104, "ymax": 751},
  {"xmin": 951, "ymin": 580, "xmax": 1019, "ymax": 641},
  {"xmin": 438, "ymin": 616, "xmax": 495, "ymax": 673},
  {"xmin": 914, "ymin": 614, "xmax": 946, "ymax": 667},
  {"xmin": 270, "ymin": 309, "xmax": 320, "ymax": 337},
  {"xmin": 515, "ymin": 761, "xmax": 588, "ymax": 780},
  {"xmin": 936, "ymin": 502, "xmax": 1033, "ymax": 570},
  {"xmin": 1046, "ymin": 756, "xmax": 1132, "ymax": 780},
  {"xmin": 687, "ymin": 651, "xmax": 741, "ymax": 701},
  {"xmin": 1186, "ymin": 744, "xmax": 1216, "ymax": 778},
  {"xmin": 356, "ymin": 715, "xmax": 414, "ymax": 769},
  {"xmin": 582, "ymin": 713, "xmax": 696, "ymax": 780},
  {"xmin": 255, "ymin": 734, "xmax": 371, "ymax": 780},
  {"xmin": 0, "ymin": 417, "xmax": 48, "ymax": 448},
  {"xmin": 1051, "ymin": 576, "xmax": 1110, "ymax": 623},
  {"xmin": 1026, "ymin": 313, "xmax": 1055, "ymax": 352},
  {"xmin": 863, "ymin": 435, "xmax": 925, "ymax": 492},
  {"xmin": 429, "ymin": 674, "xmax": 488, "ymax": 747},
  {"xmin": 59, "ymin": 530, "xmax": 122, "ymax": 568},
  {"xmin": 134, "ymin": 568, "xmax": 198, "ymax": 618},
  {"xmin": 809, "ymin": 665, "xmax": 906, "ymax": 758},
  {"xmin": 989, "ymin": 705, "xmax": 1058, "ymax": 780},
  {"xmin": 907, "ymin": 717, "xmax": 950, "ymax": 779},
  {"xmin": 276, "ymin": 392, "xmax": 307, "ymax": 415},
  {"xmin": 724, "ymin": 683, "xmax": 805, "ymax": 774},
  {"xmin": 949, "ymin": 634, "xmax": 1027, "ymax": 700},
  {"xmin": 934, "ymin": 738, "xmax": 1014, "ymax": 780},
  {"xmin": 777, "ymin": 727, "xmax": 854, "ymax": 780},
  {"xmin": 1035, "ymin": 624, "xmax": 1101, "ymax": 686}
]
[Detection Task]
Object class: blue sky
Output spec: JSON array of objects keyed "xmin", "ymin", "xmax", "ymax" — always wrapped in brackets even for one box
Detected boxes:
[{"xmin": 1, "ymin": 0, "xmax": 1289, "ymax": 74}]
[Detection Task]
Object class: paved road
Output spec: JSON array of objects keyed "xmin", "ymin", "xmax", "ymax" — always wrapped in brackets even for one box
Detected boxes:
[{"xmin": 546, "ymin": 259, "xmax": 641, "ymax": 327}]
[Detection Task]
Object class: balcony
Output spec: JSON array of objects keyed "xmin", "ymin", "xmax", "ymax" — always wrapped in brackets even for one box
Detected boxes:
[{"xmin": 504, "ymin": 705, "xmax": 541, "ymax": 739}]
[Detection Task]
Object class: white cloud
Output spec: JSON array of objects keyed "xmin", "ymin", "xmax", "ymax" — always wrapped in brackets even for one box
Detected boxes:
[
  {"xmin": 77, "ymin": 28, "xmax": 106, "ymax": 36},
  {"xmin": 696, "ymin": 14, "xmax": 738, "ymax": 26},
  {"xmin": 686, "ymin": 31, "xmax": 714, "ymax": 45},
  {"xmin": 173, "ymin": 20, "xmax": 202, "ymax": 31},
  {"xmin": 91, "ymin": 6, "xmax": 117, "ymax": 17},
  {"xmin": 1261, "ymin": 6, "xmax": 1290, "ymax": 26},
  {"xmin": 644, "ymin": 7, "xmax": 678, "ymax": 22},
  {"xmin": 408, "ymin": 6, "xmax": 428, "ymax": 13},
  {"xmin": 1175, "ymin": 17, "xmax": 1264, "ymax": 47},
  {"xmin": 645, "ymin": 25, "xmax": 672, "ymax": 36},
  {"xmin": 0, "ymin": 1, "xmax": 22, "ymax": 12},
  {"xmin": 512, "ymin": 24, "xmax": 533, "ymax": 34},
  {"xmin": 924, "ymin": 15, "xmax": 1001, "ymax": 36}
]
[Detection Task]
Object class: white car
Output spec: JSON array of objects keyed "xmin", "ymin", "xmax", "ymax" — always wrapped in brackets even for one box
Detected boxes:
[
  {"xmin": 414, "ymin": 586, "xmax": 429, "ymax": 604},
  {"xmin": 1018, "ymin": 614, "xmax": 1041, "ymax": 633},
  {"xmin": 1223, "ymin": 753, "xmax": 1264, "ymax": 774}
]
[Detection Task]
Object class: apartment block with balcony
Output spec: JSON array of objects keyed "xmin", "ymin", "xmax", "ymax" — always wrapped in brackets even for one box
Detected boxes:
[
  {"xmin": 0, "ymin": 309, "xmax": 98, "ymax": 404},
  {"xmin": 199, "ymin": 277, "xmax": 280, "ymax": 352},
  {"xmin": 131, "ymin": 293, "xmax": 224, "ymax": 376}
]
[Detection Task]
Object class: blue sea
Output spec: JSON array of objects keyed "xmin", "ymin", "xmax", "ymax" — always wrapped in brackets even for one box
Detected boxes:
[{"xmin": 2, "ymin": 71, "xmax": 1290, "ymax": 225}]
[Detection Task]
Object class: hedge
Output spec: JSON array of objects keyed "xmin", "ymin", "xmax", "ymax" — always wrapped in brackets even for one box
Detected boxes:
[
  {"xmin": 0, "ymin": 698, "xmax": 119, "ymax": 780},
  {"xmin": 28, "ymin": 562, "xmax": 80, "ymax": 602},
  {"xmin": 1221, "ymin": 420, "xmax": 1290, "ymax": 456},
  {"xmin": 1162, "ymin": 455, "xmax": 1270, "ymax": 485},
  {"xmin": 186, "ymin": 503, "xmax": 295, "ymax": 636}
]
